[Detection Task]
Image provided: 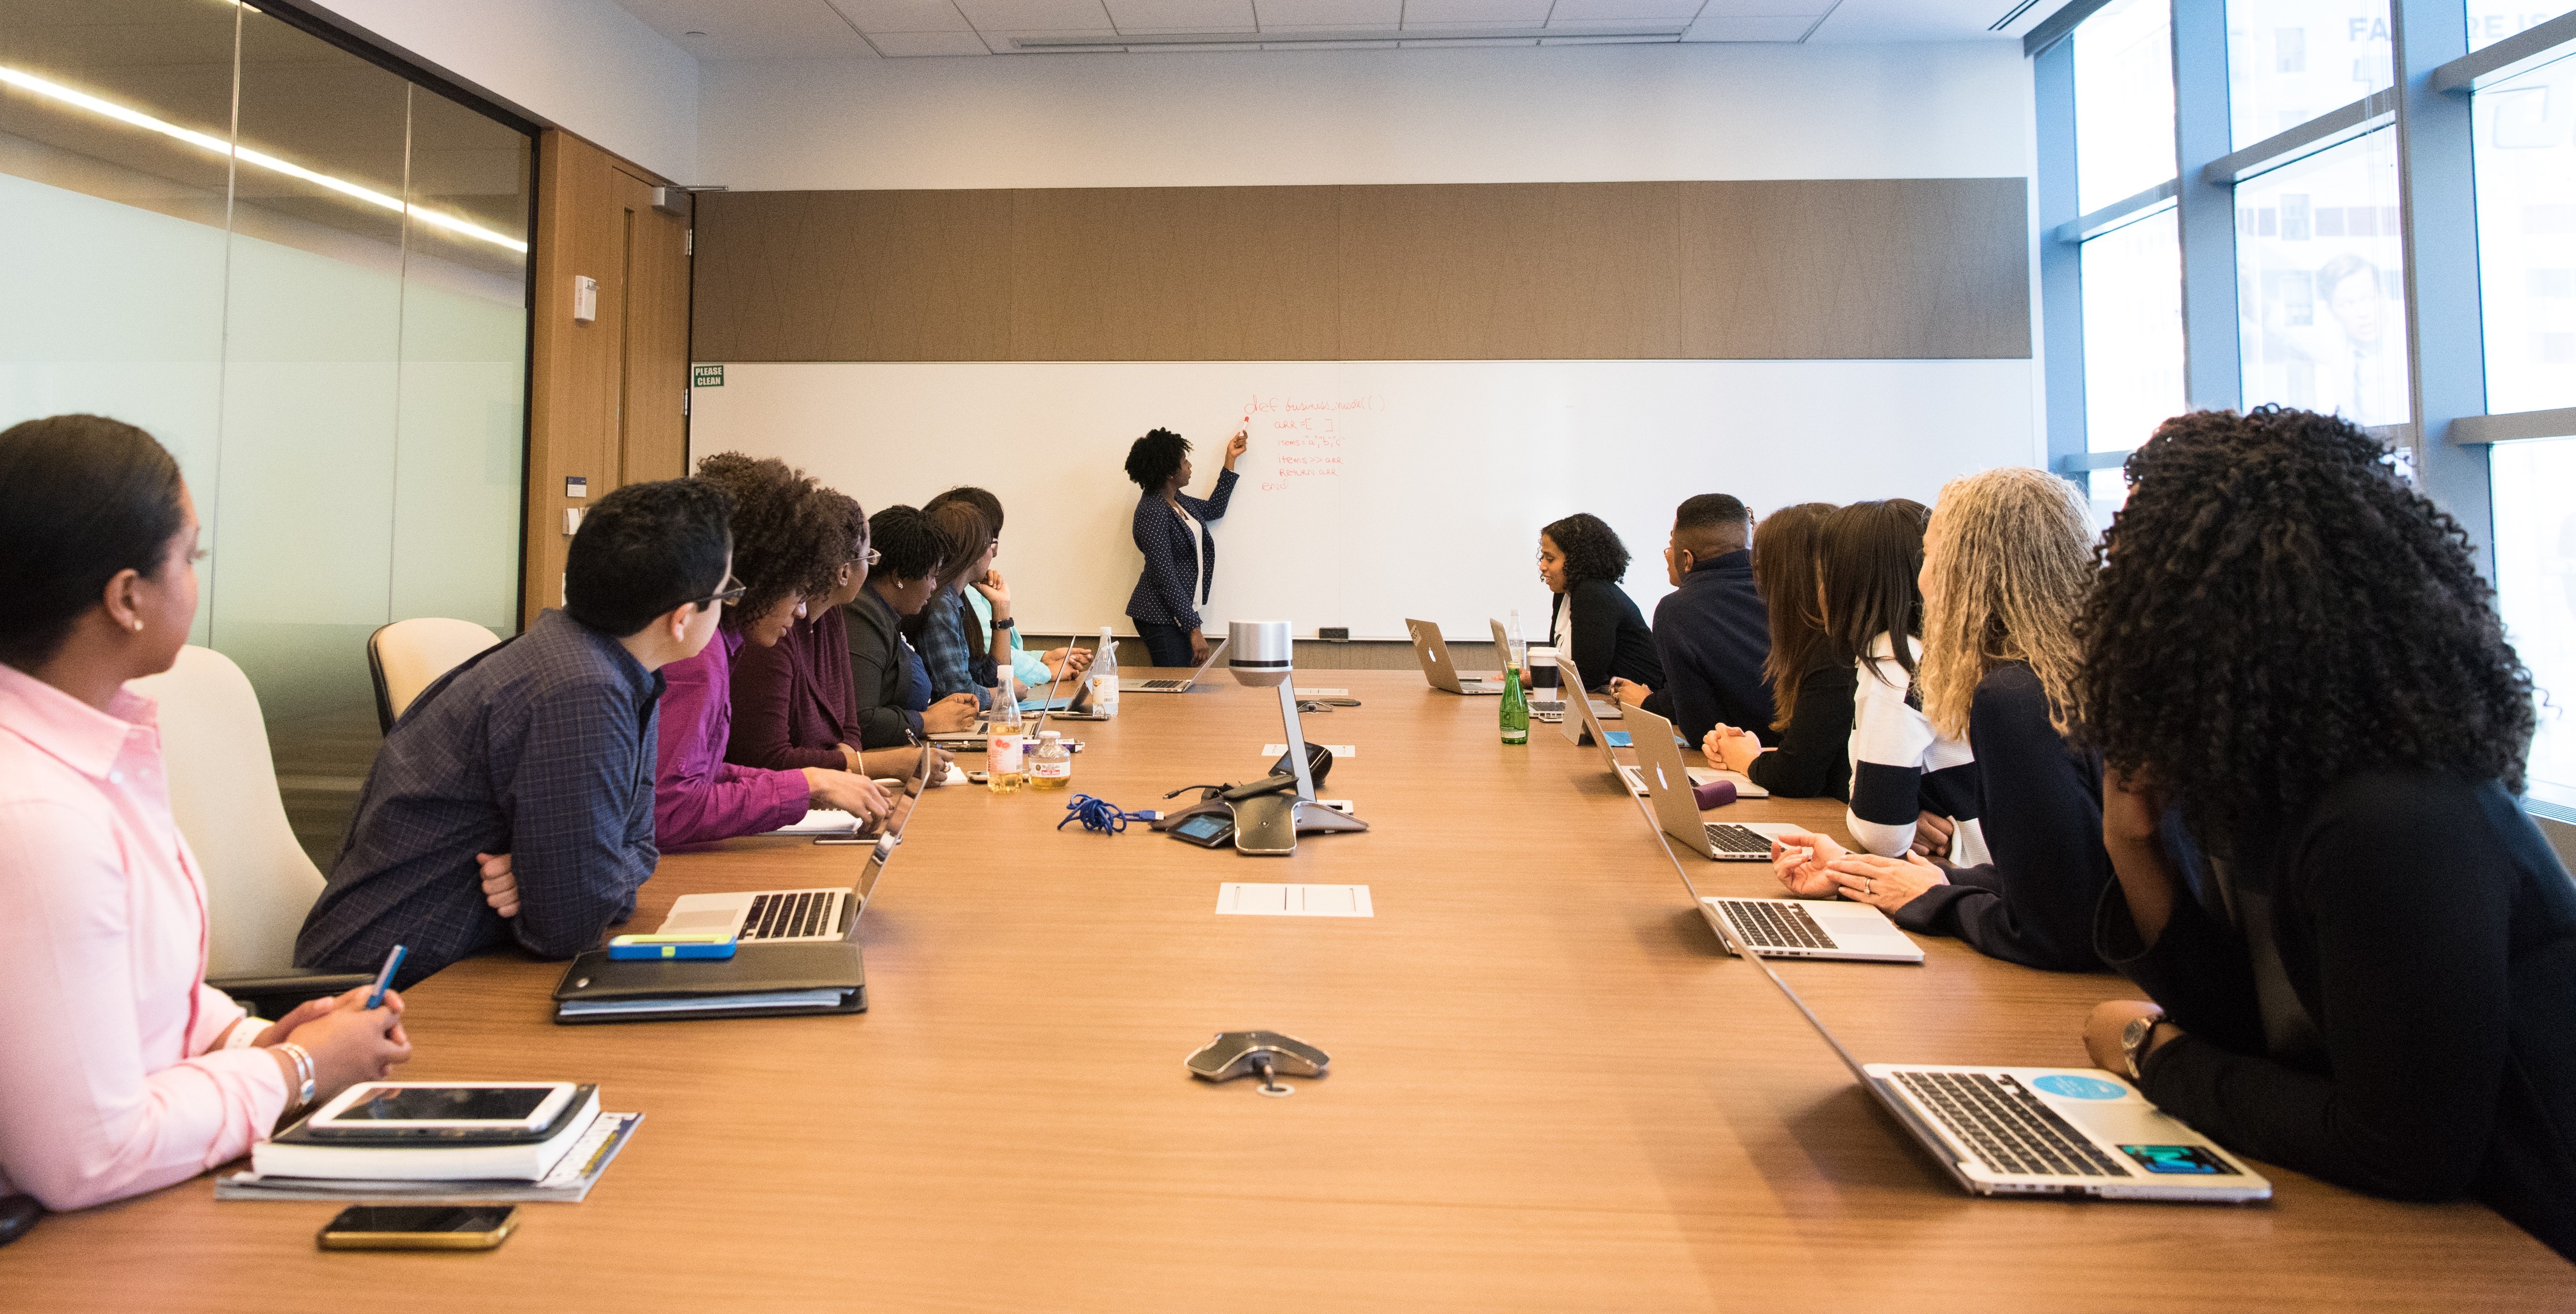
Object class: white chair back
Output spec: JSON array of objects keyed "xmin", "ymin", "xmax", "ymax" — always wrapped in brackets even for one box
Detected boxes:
[
  {"xmin": 126, "ymin": 645, "xmax": 324, "ymax": 978},
  {"xmin": 370, "ymin": 618, "xmax": 501, "ymax": 731}
]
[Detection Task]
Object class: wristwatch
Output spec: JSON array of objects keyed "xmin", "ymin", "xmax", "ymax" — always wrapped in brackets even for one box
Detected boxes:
[
  {"xmin": 990, "ymin": 616, "xmax": 1014, "ymax": 630},
  {"xmin": 2121, "ymin": 1012, "xmax": 2169, "ymax": 1082}
]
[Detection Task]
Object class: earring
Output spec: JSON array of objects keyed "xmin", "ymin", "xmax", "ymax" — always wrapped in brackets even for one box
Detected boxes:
[{"xmin": 132, "ymin": 620, "xmax": 144, "ymax": 632}]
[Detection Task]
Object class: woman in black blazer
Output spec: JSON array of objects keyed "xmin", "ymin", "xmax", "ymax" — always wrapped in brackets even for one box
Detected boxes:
[
  {"xmin": 1123, "ymin": 427, "xmax": 1247, "ymax": 668},
  {"xmin": 846, "ymin": 505, "xmax": 977, "ymax": 747},
  {"xmin": 1537, "ymin": 512, "xmax": 1663, "ymax": 694},
  {"xmin": 2075, "ymin": 407, "xmax": 2576, "ymax": 1262}
]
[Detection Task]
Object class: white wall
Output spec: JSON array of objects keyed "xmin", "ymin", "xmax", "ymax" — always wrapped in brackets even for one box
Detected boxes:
[
  {"xmin": 303, "ymin": 0, "xmax": 701, "ymax": 180},
  {"xmin": 697, "ymin": 41, "xmax": 2030, "ymax": 191}
]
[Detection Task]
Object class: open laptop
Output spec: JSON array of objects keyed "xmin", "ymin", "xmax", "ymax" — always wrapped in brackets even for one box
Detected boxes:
[
  {"xmin": 1612, "ymin": 765, "xmax": 2268, "ymax": 1200},
  {"xmin": 1405, "ymin": 618, "xmax": 1504, "ymax": 695},
  {"xmin": 652, "ymin": 744, "xmax": 931, "ymax": 945},
  {"xmin": 1123, "ymin": 635, "xmax": 1227, "ymax": 693},
  {"xmin": 1556, "ymin": 651, "xmax": 1730, "ymax": 797}
]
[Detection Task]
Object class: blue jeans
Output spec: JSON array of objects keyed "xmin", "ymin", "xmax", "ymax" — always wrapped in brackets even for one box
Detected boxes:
[{"xmin": 1134, "ymin": 620, "xmax": 1197, "ymax": 668}]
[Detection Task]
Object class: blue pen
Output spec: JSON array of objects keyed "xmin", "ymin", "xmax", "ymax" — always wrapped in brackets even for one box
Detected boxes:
[{"xmin": 364, "ymin": 944, "xmax": 407, "ymax": 1009}]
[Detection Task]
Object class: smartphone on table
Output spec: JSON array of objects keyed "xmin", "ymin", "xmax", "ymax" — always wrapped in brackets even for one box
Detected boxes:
[{"xmin": 316, "ymin": 1205, "xmax": 518, "ymax": 1250}]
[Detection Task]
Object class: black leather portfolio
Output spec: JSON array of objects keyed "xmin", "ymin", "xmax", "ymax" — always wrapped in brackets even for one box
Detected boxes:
[{"xmin": 549, "ymin": 942, "xmax": 867, "ymax": 1024}]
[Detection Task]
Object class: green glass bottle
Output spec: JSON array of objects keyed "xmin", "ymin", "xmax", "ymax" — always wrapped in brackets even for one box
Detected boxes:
[{"xmin": 1500, "ymin": 665, "xmax": 1529, "ymax": 745}]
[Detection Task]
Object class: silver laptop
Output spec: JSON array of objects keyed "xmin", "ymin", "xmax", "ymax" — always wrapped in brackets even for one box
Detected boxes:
[
  {"xmin": 1122, "ymin": 635, "xmax": 1227, "ymax": 693},
  {"xmin": 1556, "ymin": 652, "xmax": 1709, "ymax": 798},
  {"xmin": 1404, "ymin": 618, "xmax": 1504, "ymax": 694},
  {"xmin": 1611, "ymin": 762, "xmax": 2269, "ymax": 1201},
  {"xmin": 654, "ymin": 745, "xmax": 932, "ymax": 944}
]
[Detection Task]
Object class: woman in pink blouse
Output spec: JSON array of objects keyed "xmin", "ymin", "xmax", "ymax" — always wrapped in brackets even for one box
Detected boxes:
[{"xmin": 0, "ymin": 416, "xmax": 411, "ymax": 1215}]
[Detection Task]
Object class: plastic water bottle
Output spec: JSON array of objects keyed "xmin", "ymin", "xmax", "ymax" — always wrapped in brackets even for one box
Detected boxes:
[
  {"xmin": 1030, "ymin": 730, "xmax": 1073, "ymax": 790},
  {"xmin": 1500, "ymin": 665, "xmax": 1529, "ymax": 745},
  {"xmin": 987, "ymin": 682, "xmax": 1026, "ymax": 793},
  {"xmin": 1089, "ymin": 626, "xmax": 1121, "ymax": 718}
]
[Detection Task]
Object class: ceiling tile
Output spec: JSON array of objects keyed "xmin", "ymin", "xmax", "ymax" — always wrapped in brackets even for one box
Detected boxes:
[
  {"xmin": 1107, "ymin": 0, "xmax": 1257, "ymax": 31},
  {"xmin": 613, "ymin": 0, "xmax": 876, "ymax": 58},
  {"xmin": 1690, "ymin": 0, "xmax": 1823, "ymax": 13},
  {"xmin": 1678, "ymin": 12, "xmax": 1815, "ymax": 38},
  {"xmin": 831, "ymin": 0, "xmax": 976, "ymax": 31},
  {"xmin": 1399, "ymin": 0, "xmax": 1552, "ymax": 25},
  {"xmin": 1544, "ymin": 0, "xmax": 1703, "ymax": 20},
  {"xmin": 868, "ymin": 29, "xmax": 998, "ymax": 51},
  {"xmin": 955, "ymin": 0, "xmax": 1117, "ymax": 31},
  {"xmin": 1254, "ymin": 0, "xmax": 1403, "ymax": 24}
]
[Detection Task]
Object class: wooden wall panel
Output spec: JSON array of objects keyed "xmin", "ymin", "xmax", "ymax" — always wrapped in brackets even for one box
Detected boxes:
[
  {"xmin": 694, "ymin": 191, "xmax": 1012, "ymax": 361},
  {"xmin": 689, "ymin": 179, "xmax": 2028, "ymax": 365},
  {"xmin": 1009, "ymin": 187, "xmax": 1341, "ymax": 360},
  {"xmin": 1677, "ymin": 179, "xmax": 2030, "ymax": 359},
  {"xmin": 524, "ymin": 129, "xmax": 688, "ymax": 629}
]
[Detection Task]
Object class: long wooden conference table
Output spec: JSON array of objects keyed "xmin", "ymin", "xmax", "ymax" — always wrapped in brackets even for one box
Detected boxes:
[{"xmin": 5, "ymin": 668, "xmax": 2570, "ymax": 1310}]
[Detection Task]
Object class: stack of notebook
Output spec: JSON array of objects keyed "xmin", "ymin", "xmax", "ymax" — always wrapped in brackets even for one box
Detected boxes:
[{"xmin": 220, "ymin": 1085, "xmax": 640, "ymax": 1204}]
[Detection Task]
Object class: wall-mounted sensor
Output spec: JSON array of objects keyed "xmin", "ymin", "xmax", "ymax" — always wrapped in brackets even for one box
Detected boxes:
[
  {"xmin": 573, "ymin": 275, "xmax": 598, "ymax": 324},
  {"xmin": 650, "ymin": 186, "xmax": 690, "ymax": 216}
]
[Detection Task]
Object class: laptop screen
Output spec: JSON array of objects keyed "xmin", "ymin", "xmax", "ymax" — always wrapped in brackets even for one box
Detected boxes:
[{"xmin": 845, "ymin": 743, "xmax": 934, "ymax": 937}]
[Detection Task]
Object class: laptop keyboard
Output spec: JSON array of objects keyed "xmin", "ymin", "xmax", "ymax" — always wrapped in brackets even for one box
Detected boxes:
[
  {"xmin": 1895, "ymin": 1071, "xmax": 2131, "ymax": 1178},
  {"xmin": 1703, "ymin": 823, "xmax": 1773, "ymax": 855},
  {"xmin": 741, "ymin": 890, "xmax": 840, "ymax": 941},
  {"xmin": 1715, "ymin": 899, "xmax": 1835, "ymax": 951},
  {"xmin": 1136, "ymin": 679, "xmax": 1184, "ymax": 691}
]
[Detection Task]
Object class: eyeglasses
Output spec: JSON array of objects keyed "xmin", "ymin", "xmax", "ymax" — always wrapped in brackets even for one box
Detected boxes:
[
  {"xmin": 681, "ymin": 573, "xmax": 748, "ymax": 609},
  {"xmin": 858, "ymin": 548, "xmax": 883, "ymax": 568}
]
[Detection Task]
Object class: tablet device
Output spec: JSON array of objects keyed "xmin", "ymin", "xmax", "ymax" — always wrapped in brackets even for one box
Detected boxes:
[{"xmin": 304, "ymin": 1082, "xmax": 577, "ymax": 1138}]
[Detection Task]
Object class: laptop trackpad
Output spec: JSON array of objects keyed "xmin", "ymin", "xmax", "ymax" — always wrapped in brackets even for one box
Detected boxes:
[{"xmin": 659, "ymin": 907, "xmax": 740, "ymax": 932}]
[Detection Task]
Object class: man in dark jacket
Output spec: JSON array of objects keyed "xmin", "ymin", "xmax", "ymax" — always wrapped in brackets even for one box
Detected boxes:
[{"xmin": 1620, "ymin": 494, "xmax": 1773, "ymax": 747}]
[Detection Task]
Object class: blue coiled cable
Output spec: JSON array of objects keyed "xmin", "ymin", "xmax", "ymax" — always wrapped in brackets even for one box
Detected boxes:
[{"xmin": 1058, "ymin": 793, "xmax": 1152, "ymax": 834}]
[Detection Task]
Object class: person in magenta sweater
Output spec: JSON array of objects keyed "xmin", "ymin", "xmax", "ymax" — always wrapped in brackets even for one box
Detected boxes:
[
  {"xmin": 726, "ymin": 491, "xmax": 947, "ymax": 781},
  {"xmin": 654, "ymin": 455, "xmax": 895, "ymax": 848}
]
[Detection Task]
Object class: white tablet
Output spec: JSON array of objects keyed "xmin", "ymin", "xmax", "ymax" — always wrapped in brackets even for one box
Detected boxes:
[{"xmin": 307, "ymin": 1082, "xmax": 577, "ymax": 1133}]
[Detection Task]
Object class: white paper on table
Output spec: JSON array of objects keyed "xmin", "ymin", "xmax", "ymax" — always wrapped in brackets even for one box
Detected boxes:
[
  {"xmin": 1215, "ymin": 883, "xmax": 1374, "ymax": 917},
  {"xmin": 1262, "ymin": 744, "xmax": 1355, "ymax": 757}
]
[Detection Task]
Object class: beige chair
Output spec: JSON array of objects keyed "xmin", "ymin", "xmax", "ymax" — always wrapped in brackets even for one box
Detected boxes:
[
  {"xmin": 127, "ymin": 646, "xmax": 368, "ymax": 1012},
  {"xmin": 368, "ymin": 617, "xmax": 502, "ymax": 732}
]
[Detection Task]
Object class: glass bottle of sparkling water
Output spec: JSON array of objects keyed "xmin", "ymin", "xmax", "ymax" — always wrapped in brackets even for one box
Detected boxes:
[
  {"xmin": 1500, "ymin": 665, "xmax": 1529, "ymax": 745},
  {"xmin": 987, "ymin": 682, "xmax": 1026, "ymax": 793}
]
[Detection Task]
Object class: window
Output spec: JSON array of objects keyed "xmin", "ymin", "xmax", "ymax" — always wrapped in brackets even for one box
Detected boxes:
[
  {"xmin": 2468, "ymin": 0, "xmax": 2568, "ymax": 53},
  {"xmin": 2079, "ymin": 209, "xmax": 2186, "ymax": 506},
  {"xmin": 2491, "ymin": 436, "xmax": 2576, "ymax": 802},
  {"xmin": 0, "ymin": 0, "xmax": 530, "ymax": 722},
  {"xmin": 2074, "ymin": 0, "xmax": 2177, "ymax": 214},
  {"xmin": 2235, "ymin": 129, "xmax": 2410, "ymax": 426},
  {"xmin": 2473, "ymin": 52, "xmax": 2576, "ymax": 413},
  {"xmin": 2226, "ymin": 0, "xmax": 2396, "ymax": 146}
]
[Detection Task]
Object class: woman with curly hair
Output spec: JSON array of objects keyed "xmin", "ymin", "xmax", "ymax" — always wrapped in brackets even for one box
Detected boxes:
[
  {"xmin": 1703, "ymin": 502, "xmax": 1852, "ymax": 800},
  {"xmin": 2073, "ymin": 408, "xmax": 2575, "ymax": 1261},
  {"xmin": 1769, "ymin": 469, "xmax": 2112, "ymax": 970},
  {"xmin": 1125, "ymin": 426, "xmax": 1248, "ymax": 668},
  {"xmin": 1539, "ymin": 513, "xmax": 1664, "ymax": 694},
  {"xmin": 653, "ymin": 454, "xmax": 895, "ymax": 848}
]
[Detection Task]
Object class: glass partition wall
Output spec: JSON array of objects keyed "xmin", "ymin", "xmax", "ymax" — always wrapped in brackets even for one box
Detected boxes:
[
  {"xmin": 0, "ymin": 0, "xmax": 530, "ymax": 736},
  {"xmin": 2032, "ymin": 0, "xmax": 2576, "ymax": 813}
]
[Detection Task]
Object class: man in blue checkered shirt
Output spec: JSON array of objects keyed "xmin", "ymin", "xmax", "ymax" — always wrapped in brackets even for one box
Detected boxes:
[{"xmin": 297, "ymin": 481, "xmax": 733, "ymax": 988}]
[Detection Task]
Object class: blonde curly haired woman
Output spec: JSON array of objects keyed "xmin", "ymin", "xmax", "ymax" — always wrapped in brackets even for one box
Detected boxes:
[{"xmin": 1766, "ymin": 467, "xmax": 2114, "ymax": 970}]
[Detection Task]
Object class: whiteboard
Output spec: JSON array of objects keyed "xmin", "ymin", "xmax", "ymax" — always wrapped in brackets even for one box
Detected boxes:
[{"xmin": 689, "ymin": 360, "xmax": 2038, "ymax": 640}]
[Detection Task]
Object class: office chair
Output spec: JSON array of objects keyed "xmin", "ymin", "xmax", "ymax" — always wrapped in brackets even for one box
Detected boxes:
[
  {"xmin": 127, "ymin": 646, "xmax": 370, "ymax": 1016},
  {"xmin": 368, "ymin": 617, "xmax": 502, "ymax": 733}
]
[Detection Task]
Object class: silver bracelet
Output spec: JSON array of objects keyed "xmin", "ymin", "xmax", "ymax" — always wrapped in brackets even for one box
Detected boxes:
[{"xmin": 274, "ymin": 1042, "xmax": 317, "ymax": 1110}]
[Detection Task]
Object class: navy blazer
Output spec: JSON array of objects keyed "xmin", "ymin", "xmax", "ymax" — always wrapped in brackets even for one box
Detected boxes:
[
  {"xmin": 1126, "ymin": 468, "xmax": 1237, "ymax": 631},
  {"xmin": 1641, "ymin": 549, "xmax": 1774, "ymax": 745}
]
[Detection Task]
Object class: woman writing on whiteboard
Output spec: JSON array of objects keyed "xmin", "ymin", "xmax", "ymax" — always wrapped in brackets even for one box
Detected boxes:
[{"xmin": 1124, "ymin": 427, "xmax": 1248, "ymax": 668}]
